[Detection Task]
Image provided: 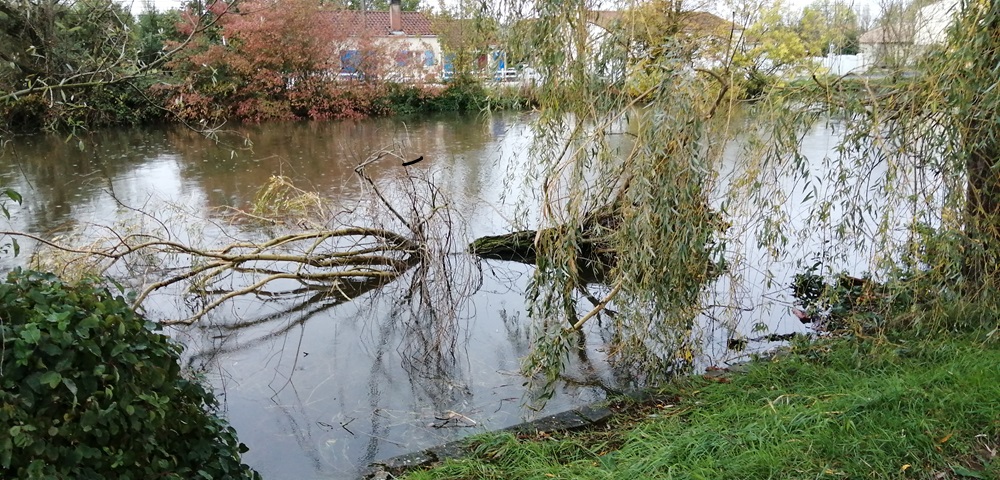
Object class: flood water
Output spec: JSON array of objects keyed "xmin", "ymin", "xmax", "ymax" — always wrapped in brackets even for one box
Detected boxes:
[{"xmin": 0, "ymin": 112, "xmax": 871, "ymax": 479}]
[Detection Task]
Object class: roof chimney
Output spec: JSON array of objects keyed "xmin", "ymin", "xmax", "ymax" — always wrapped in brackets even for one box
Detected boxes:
[{"xmin": 390, "ymin": 0, "xmax": 402, "ymax": 34}]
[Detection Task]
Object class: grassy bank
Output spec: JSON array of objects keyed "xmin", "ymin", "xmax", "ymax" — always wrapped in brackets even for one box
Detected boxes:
[{"xmin": 404, "ymin": 331, "xmax": 999, "ymax": 479}]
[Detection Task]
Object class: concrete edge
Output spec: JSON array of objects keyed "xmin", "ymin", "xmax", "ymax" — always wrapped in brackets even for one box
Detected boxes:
[
  {"xmin": 361, "ymin": 403, "xmax": 615, "ymax": 479},
  {"xmin": 360, "ymin": 348, "xmax": 792, "ymax": 479}
]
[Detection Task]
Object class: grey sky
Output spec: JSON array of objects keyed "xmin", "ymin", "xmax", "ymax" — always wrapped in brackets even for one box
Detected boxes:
[{"xmin": 126, "ymin": 0, "xmax": 884, "ymax": 22}]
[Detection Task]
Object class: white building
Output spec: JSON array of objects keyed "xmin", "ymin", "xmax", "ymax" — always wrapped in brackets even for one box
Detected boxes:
[
  {"xmin": 913, "ymin": 0, "xmax": 961, "ymax": 46},
  {"xmin": 325, "ymin": 0, "xmax": 444, "ymax": 82},
  {"xmin": 857, "ymin": 0, "xmax": 962, "ymax": 71}
]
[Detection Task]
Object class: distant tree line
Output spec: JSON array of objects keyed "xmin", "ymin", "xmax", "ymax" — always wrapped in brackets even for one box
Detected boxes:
[{"xmin": 0, "ymin": 0, "xmax": 508, "ymax": 135}]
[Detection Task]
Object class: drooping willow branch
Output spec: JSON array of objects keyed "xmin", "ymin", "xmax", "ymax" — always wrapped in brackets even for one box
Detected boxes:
[{"xmin": 567, "ymin": 280, "xmax": 622, "ymax": 332}]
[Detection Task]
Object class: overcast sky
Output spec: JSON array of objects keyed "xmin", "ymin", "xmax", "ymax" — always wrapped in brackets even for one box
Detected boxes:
[{"xmin": 125, "ymin": 0, "xmax": 883, "ymax": 20}]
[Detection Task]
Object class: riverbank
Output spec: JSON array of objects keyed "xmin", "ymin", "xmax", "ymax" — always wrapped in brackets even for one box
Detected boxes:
[
  {"xmin": 402, "ymin": 329, "xmax": 999, "ymax": 479},
  {"xmin": 1, "ymin": 77, "xmax": 536, "ymax": 135}
]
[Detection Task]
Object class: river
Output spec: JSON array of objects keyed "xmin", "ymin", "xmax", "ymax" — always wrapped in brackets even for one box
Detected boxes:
[{"xmin": 0, "ymin": 112, "xmax": 870, "ymax": 478}]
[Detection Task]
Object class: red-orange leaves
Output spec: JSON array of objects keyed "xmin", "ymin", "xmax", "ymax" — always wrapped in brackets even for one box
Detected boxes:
[{"xmin": 163, "ymin": 0, "xmax": 369, "ymax": 123}]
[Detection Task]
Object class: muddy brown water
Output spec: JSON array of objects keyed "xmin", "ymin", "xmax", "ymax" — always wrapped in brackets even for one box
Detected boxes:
[{"xmin": 0, "ymin": 112, "xmax": 866, "ymax": 478}]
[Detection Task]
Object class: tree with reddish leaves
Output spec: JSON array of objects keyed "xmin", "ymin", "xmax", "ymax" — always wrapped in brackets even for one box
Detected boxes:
[
  {"xmin": 166, "ymin": 0, "xmax": 382, "ymax": 122},
  {"xmin": 160, "ymin": 1, "xmax": 235, "ymax": 122},
  {"xmin": 223, "ymin": 0, "xmax": 341, "ymax": 120}
]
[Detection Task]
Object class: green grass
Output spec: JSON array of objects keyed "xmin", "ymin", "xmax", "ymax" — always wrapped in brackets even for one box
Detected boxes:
[{"xmin": 405, "ymin": 331, "xmax": 1000, "ymax": 479}]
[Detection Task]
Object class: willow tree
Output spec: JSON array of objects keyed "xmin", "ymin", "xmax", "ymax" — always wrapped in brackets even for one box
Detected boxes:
[
  {"xmin": 480, "ymin": 0, "xmax": 1000, "ymax": 392},
  {"xmin": 797, "ymin": 0, "xmax": 862, "ymax": 55},
  {"xmin": 472, "ymin": 0, "xmax": 745, "ymax": 390},
  {"xmin": 947, "ymin": 1, "xmax": 1000, "ymax": 285},
  {"xmin": 430, "ymin": 0, "xmax": 501, "ymax": 80},
  {"xmin": 0, "ymin": 0, "xmax": 136, "ymax": 131},
  {"xmin": 757, "ymin": 0, "xmax": 1000, "ymax": 294}
]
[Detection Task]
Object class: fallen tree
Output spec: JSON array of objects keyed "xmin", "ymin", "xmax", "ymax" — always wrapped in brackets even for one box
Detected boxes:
[
  {"xmin": 468, "ymin": 207, "xmax": 622, "ymax": 286},
  {"xmin": 3, "ymin": 148, "xmax": 444, "ymax": 326}
]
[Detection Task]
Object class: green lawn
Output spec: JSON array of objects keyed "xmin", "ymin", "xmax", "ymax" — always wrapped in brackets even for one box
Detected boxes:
[{"xmin": 404, "ymin": 331, "xmax": 1000, "ymax": 479}]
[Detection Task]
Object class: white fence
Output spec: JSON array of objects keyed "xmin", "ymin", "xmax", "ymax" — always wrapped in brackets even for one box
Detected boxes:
[{"xmin": 810, "ymin": 54, "xmax": 870, "ymax": 76}]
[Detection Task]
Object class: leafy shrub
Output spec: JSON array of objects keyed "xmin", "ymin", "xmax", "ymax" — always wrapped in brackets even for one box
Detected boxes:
[
  {"xmin": 382, "ymin": 83, "xmax": 436, "ymax": 116},
  {"xmin": 0, "ymin": 269, "xmax": 260, "ymax": 480},
  {"xmin": 62, "ymin": 80, "xmax": 167, "ymax": 129},
  {"xmin": 0, "ymin": 95, "xmax": 51, "ymax": 134},
  {"xmin": 486, "ymin": 84, "xmax": 539, "ymax": 111},
  {"xmin": 431, "ymin": 75, "xmax": 487, "ymax": 111},
  {"xmin": 741, "ymin": 71, "xmax": 777, "ymax": 100},
  {"xmin": 791, "ymin": 268, "xmax": 885, "ymax": 330},
  {"xmin": 2, "ymin": 81, "xmax": 169, "ymax": 134},
  {"xmin": 378, "ymin": 79, "xmax": 538, "ymax": 117},
  {"xmin": 791, "ymin": 224, "xmax": 1000, "ymax": 334}
]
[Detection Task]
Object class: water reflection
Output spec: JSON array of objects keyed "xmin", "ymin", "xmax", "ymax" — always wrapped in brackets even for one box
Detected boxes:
[
  {"xmin": 0, "ymin": 111, "xmax": 879, "ymax": 479},
  {"xmin": 1, "ymin": 113, "xmax": 611, "ymax": 480},
  {"xmin": 160, "ymin": 113, "xmax": 501, "ymax": 214}
]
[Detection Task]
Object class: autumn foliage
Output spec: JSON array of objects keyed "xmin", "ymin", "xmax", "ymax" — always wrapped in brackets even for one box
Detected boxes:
[{"xmin": 162, "ymin": 0, "xmax": 391, "ymax": 123}]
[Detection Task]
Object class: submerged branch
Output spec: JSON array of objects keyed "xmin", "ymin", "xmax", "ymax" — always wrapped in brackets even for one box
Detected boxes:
[
  {"xmin": 567, "ymin": 281, "xmax": 622, "ymax": 332},
  {"xmin": 15, "ymin": 226, "xmax": 417, "ymax": 318},
  {"xmin": 160, "ymin": 268, "xmax": 403, "ymax": 326},
  {"xmin": 10, "ymin": 159, "xmax": 442, "ymax": 326}
]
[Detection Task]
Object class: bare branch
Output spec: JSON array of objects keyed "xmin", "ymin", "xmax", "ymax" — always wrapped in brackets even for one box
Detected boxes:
[{"xmin": 567, "ymin": 281, "xmax": 622, "ymax": 332}]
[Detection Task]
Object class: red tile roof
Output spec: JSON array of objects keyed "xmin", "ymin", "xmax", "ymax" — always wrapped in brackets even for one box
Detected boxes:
[{"xmin": 322, "ymin": 10, "xmax": 436, "ymax": 37}]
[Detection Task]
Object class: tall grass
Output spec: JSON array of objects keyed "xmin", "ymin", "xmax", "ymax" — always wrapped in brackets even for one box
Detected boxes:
[{"xmin": 406, "ymin": 330, "xmax": 1000, "ymax": 479}]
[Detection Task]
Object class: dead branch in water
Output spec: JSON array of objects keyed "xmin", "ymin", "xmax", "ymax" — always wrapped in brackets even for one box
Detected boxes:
[
  {"xmin": 4, "ymin": 146, "xmax": 444, "ymax": 326},
  {"xmin": 7, "ymin": 221, "xmax": 418, "ymax": 324}
]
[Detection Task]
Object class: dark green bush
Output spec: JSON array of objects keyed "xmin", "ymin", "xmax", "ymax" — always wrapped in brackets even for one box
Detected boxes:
[
  {"xmin": 431, "ymin": 75, "xmax": 487, "ymax": 111},
  {"xmin": 0, "ymin": 269, "xmax": 260, "ymax": 480},
  {"xmin": 1, "ymin": 80, "xmax": 168, "ymax": 134},
  {"xmin": 0, "ymin": 95, "xmax": 50, "ymax": 134},
  {"xmin": 382, "ymin": 79, "xmax": 504, "ymax": 116},
  {"xmin": 68, "ymin": 80, "xmax": 167, "ymax": 128},
  {"xmin": 382, "ymin": 83, "xmax": 434, "ymax": 116}
]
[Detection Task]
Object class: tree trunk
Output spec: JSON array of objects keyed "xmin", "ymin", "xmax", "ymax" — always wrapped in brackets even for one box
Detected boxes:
[
  {"xmin": 963, "ymin": 120, "xmax": 1000, "ymax": 283},
  {"xmin": 962, "ymin": 2, "xmax": 1000, "ymax": 286}
]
